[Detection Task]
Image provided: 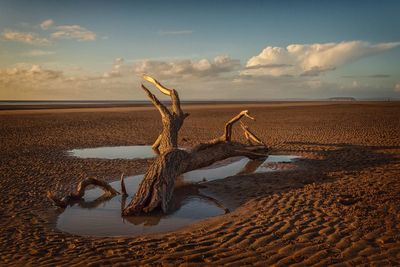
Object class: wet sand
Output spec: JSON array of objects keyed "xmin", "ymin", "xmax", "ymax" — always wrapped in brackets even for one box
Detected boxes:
[{"xmin": 0, "ymin": 102, "xmax": 399, "ymax": 265}]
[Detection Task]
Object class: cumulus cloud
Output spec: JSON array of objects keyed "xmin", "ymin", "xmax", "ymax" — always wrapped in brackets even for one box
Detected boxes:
[
  {"xmin": 2, "ymin": 30, "xmax": 49, "ymax": 45},
  {"xmin": 40, "ymin": 19, "xmax": 54, "ymax": 30},
  {"xmin": 2, "ymin": 21, "xmax": 96, "ymax": 44},
  {"xmin": 134, "ymin": 55, "xmax": 240, "ymax": 79},
  {"xmin": 0, "ymin": 63, "xmax": 117, "ymax": 100},
  {"xmin": 103, "ymin": 58, "xmax": 125, "ymax": 78},
  {"xmin": 0, "ymin": 62, "xmax": 130, "ymax": 100},
  {"xmin": 0, "ymin": 64, "xmax": 63, "ymax": 89},
  {"xmin": 1, "ymin": 64, "xmax": 62, "ymax": 79},
  {"xmin": 51, "ymin": 25, "xmax": 96, "ymax": 41},
  {"xmin": 243, "ymin": 41, "xmax": 400, "ymax": 77},
  {"xmin": 63, "ymin": 58, "xmax": 129, "ymax": 83},
  {"xmin": 300, "ymin": 66, "xmax": 336, "ymax": 77},
  {"xmin": 245, "ymin": 63, "xmax": 293, "ymax": 70},
  {"xmin": 2, "ymin": 50, "xmax": 397, "ymax": 100}
]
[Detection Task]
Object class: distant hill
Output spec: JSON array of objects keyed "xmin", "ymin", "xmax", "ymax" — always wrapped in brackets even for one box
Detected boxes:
[{"xmin": 328, "ymin": 97, "xmax": 356, "ymax": 101}]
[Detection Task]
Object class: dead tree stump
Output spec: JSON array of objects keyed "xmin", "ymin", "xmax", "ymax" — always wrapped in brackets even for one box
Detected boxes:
[
  {"xmin": 48, "ymin": 75, "xmax": 269, "ymax": 215},
  {"xmin": 122, "ymin": 75, "xmax": 268, "ymax": 215}
]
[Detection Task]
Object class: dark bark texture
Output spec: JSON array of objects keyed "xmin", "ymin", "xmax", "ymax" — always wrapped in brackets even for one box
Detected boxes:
[{"xmin": 122, "ymin": 75, "xmax": 268, "ymax": 215}]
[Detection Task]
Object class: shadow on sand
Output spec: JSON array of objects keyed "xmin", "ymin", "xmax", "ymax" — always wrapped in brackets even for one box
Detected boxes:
[{"xmin": 200, "ymin": 142, "xmax": 400, "ymax": 209}]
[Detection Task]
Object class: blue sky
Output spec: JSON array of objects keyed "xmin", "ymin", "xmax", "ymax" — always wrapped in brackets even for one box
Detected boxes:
[{"xmin": 0, "ymin": 0, "xmax": 399, "ymax": 100}]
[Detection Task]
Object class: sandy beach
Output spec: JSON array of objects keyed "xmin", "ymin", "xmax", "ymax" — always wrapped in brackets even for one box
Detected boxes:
[{"xmin": 0, "ymin": 102, "xmax": 399, "ymax": 266}]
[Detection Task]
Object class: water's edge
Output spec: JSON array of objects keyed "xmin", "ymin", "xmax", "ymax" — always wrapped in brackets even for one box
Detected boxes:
[{"xmin": 58, "ymin": 146, "xmax": 300, "ymax": 237}]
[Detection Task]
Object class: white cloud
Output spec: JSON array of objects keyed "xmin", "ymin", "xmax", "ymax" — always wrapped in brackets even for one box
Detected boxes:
[
  {"xmin": 2, "ymin": 30, "xmax": 49, "ymax": 45},
  {"xmin": 2, "ymin": 49, "xmax": 398, "ymax": 100},
  {"xmin": 2, "ymin": 21, "xmax": 96, "ymax": 44},
  {"xmin": 103, "ymin": 58, "xmax": 125, "ymax": 78},
  {"xmin": 159, "ymin": 30, "xmax": 193, "ymax": 36},
  {"xmin": 0, "ymin": 63, "xmax": 103, "ymax": 100},
  {"xmin": 134, "ymin": 55, "xmax": 240, "ymax": 79},
  {"xmin": 24, "ymin": 49, "xmax": 55, "ymax": 57},
  {"xmin": 51, "ymin": 25, "xmax": 96, "ymax": 41},
  {"xmin": 0, "ymin": 64, "xmax": 63, "ymax": 87},
  {"xmin": 40, "ymin": 19, "xmax": 54, "ymax": 30},
  {"xmin": 243, "ymin": 41, "xmax": 400, "ymax": 77},
  {"xmin": 63, "ymin": 58, "xmax": 129, "ymax": 83},
  {"xmin": 395, "ymin": 83, "xmax": 400, "ymax": 93}
]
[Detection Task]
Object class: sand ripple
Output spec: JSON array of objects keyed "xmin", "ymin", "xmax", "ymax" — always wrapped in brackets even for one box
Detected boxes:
[{"xmin": 0, "ymin": 102, "xmax": 399, "ymax": 265}]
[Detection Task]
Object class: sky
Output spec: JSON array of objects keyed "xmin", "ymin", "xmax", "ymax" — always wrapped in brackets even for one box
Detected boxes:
[{"xmin": 0, "ymin": 0, "xmax": 400, "ymax": 100}]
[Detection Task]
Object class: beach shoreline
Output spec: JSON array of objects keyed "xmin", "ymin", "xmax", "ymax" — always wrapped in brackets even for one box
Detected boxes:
[{"xmin": 0, "ymin": 102, "xmax": 399, "ymax": 265}]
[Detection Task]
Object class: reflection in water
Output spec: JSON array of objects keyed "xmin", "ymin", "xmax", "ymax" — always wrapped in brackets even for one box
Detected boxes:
[
  {"xmin": 57, "ymin": 150, "xmax": 299, "ymax": 237},
  {"xmin": 123, "ymin": 185, "xmax": 227, "ymax": 227},
  {"xmin": 58, "ymin": 191, "xmax": 224, "ymax": 236},
  {"xmin": 182, "ymin": 155, "xmax": 299, "ymax": 183},
  {"xmin": 238, "ymin": 158, "xmax": 265, "ymax": 174},
  {"xmin": 76, "ymin": 194, "xmax": 115, "ymax": 209}
]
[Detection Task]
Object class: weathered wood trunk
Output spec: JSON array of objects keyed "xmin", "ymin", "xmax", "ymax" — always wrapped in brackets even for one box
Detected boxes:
[
  {"xmin": 122, "ymin": 142, "xmax": 268, "ymax": 215},
  {"xmin": 122, "ymin": 75, "xmax": 268, "ymax": 215},
  {"xmin": 48, "ymin": 75, "xmax": 269, "ymax": 215},
  {"xmin": 123, "ymin": 149, "xmax": 189, "ymax": 214}
]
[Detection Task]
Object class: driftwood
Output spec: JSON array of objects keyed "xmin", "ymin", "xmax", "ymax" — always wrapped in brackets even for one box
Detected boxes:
[
  {"xmin": 121, "ymin": 75, "xmax": 268, "ymax": 215},
  {"xmin": 47, "ymin": 177, "xmax": 119, "ymax": 208},
  {"xmin": 48, "ymin": 75, "xmax": 268, "ymax": 214}
]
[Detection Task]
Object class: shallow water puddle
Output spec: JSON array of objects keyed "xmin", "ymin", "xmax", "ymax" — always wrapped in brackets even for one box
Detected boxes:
[
  {"xmin": 183, "ymin": 155, "xmax": 300, "ymax": 183},
  {"xmin": 68, "ymin": 145, "xmax": 156, "ymax": 159},
  {"xmin": 59, "ymin": 146, "xmax": 299, "ymax": 237}
]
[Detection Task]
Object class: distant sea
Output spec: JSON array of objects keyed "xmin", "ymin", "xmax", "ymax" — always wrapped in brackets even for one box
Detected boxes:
[
  {"xmin": 0, "ymin": 100, "xmax": 269, "ymax": 110},
  {"xmin": 1, "ymin": 98, "xmax": 397, "ymax": 110},
  {"xmin": 0, "ymin": 100, "xmax": 289, "ymax": 107},
  {"xmin": 0, "ymin": 100, "xmax": 149, "ymax": 106},
  {"xmin": 0, "ymin": 100, "xmax": 156, "ymax": 110}
]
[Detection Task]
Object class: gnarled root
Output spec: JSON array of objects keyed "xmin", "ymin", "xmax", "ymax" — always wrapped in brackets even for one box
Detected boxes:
[{"xmin": 47, "ymin": 177, "xmax": 119, "ymax": 208}]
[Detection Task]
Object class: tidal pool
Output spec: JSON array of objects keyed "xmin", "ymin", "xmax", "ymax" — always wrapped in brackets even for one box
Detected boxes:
[
  {"xmin": 67, "ymin": 145, "xmax": 156, "ymax": 159},
  {"xmin": 59, "ymin": 145, "xmax": 299, "ymax": 237}
]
